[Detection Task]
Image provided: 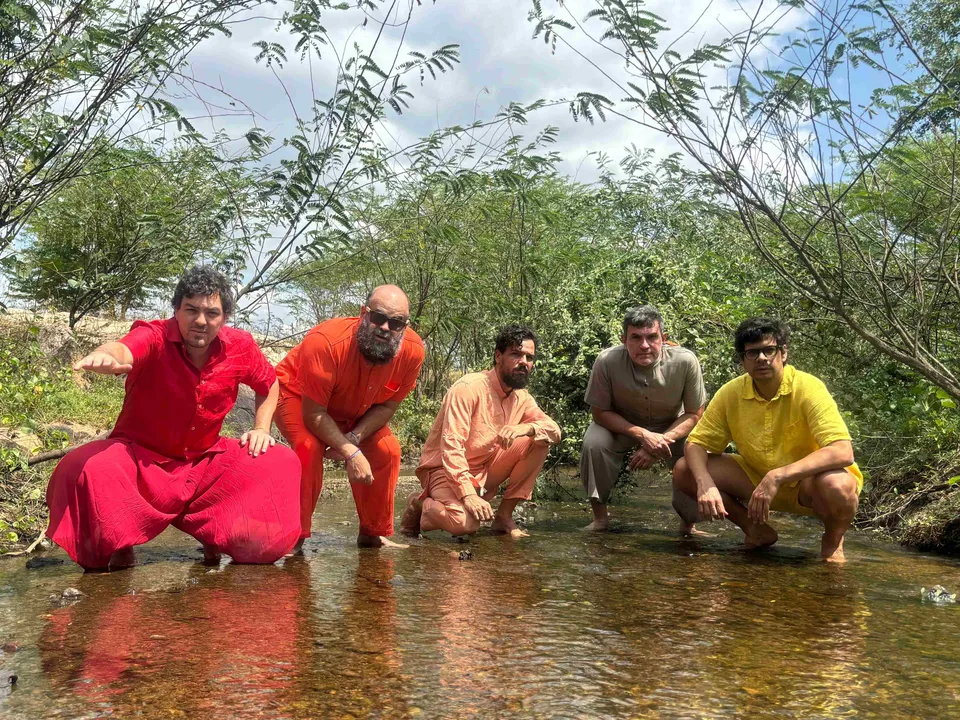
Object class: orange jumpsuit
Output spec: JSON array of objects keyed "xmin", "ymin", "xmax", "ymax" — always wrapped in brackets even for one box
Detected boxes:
[
  {"xmin": 274, "ymin": 317, "xmax": 424, "ymax": 538},
  {"xmin": 416, "ymin": 369, "xmax": 561, "ymax": 535}
]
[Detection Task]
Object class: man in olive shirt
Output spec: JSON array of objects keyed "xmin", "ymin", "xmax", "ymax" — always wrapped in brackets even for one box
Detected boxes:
[{"xmin": 580, "ymin": 306, "xmax": 707, "ymax": 531}]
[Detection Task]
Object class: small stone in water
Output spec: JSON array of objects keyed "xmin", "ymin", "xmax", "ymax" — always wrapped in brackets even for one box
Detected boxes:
[
  {"xmin": 61, "ymin": 588, "xmax": 84, "ymax": 598},
  {"xmin": 8, "ymin": 675, "xmax": 17, "ymax": 685},
  {"xmin": 458, "ymin": 550, "xmax": 473, "ymax": 561},
  {"xmin": 920, "ymin": 585, "xmax": 957, "ymax": 604},
  {"xmin": 2, "ymin": 641, "xmax": 22, "ymax": 653}
]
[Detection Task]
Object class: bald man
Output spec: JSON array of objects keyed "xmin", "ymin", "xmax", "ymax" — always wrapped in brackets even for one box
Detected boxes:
[{"xmin": 274, "ymin": 286, "xmax": 425, "ymax": 548}]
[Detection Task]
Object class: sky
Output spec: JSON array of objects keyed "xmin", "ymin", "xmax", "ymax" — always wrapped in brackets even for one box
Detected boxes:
[{"xmin": 170, "ymin": 0, "xmax": 782, "ymax": 184}]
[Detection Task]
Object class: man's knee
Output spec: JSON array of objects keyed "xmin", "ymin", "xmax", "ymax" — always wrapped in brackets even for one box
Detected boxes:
[
  {"xmin": 365, "ymin": 428, "xmax": 401, "ymax": 465},
  {"xmin": 581, "ymin": 423, "xmax": 616, "ymax": 456},
  {"xmin": 671, "ymin": 457, "xmax": 696, "ymax": 494},
  {"xmin": 812, "ymin": 471, "xmax": 859, "ymax": 512}
]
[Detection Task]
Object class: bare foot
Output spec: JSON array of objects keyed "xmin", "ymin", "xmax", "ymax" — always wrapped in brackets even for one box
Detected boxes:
[
  {"xmin": 582, "ymin": 519, "xmax": 610, "ymax": 532},
  {"xmin": 821, "ymin": 534, "xmax": 846, "ymax": 563},
  {"xmin": 284, "ymin": 537, "xmax": 306, "ymax": 558},
  {"xmin": 491, "ymin": 516, "xmax": 530, "ymax": 538},
  {"xmin": 680, "ymin": 523, "xmax": 713, "ymax": 537},
  {"xmin": 202, "ymin": 544, "xmax": 222, "ymax": 566},
  {"xmin": 399, "ymin": 492, "xmax": 423, "ymax": 537},
  {"xmin": 743, "ymin": 524, "xmax": 779, "ymax": 550},
  {"xmin": 108, "ymin": 547, "xmax": 136, "ymax": 570},
  {"xmin": 357, "ymin": 534, "xmax": 409, "ymax": 549}
]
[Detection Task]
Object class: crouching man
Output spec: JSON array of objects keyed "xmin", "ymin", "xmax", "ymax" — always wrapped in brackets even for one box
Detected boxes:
[
  {"xmin": 672, "ymin": 317, "xmax": 862, "ymax": 561},
  {"xmin": 401, "ymin": 326, "xmax": 561, "ymax": 539},
  {"xmin": 45, "ymin": 266, "xmax": 301, "ymax": 570}
]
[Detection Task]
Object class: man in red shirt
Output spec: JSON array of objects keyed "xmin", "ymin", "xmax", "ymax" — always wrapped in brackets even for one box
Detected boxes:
[
  {"xmin": 274, "ymin": 285, "xmax": 425, "ymax": 549},
  {"xmin": 45, "ymin": 266, "xmax": 301, "ymax": 570}
]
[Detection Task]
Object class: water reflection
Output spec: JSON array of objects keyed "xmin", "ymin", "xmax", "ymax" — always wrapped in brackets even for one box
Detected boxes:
[
  {"xmin": 38, "ymin": 561, "xmax": 312, "ymax": 718},
  {"xmin": 1, "ymin": 492, "xmax": 958, "ymax": 719}
]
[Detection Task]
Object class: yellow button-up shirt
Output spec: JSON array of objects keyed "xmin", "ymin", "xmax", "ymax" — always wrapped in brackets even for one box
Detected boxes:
[{"xmin": 688, "ymin": 365, "xmax": 862, "ymax": 487}]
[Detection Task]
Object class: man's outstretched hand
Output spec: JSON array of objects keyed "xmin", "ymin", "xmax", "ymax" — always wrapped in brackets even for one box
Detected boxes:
[{"xmin": 73, "ymin": 351, "xmax": 133, "ymax": 375}]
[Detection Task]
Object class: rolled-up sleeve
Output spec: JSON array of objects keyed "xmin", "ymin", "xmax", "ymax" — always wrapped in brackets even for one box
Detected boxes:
[
  {"xmin": 439, "ymin": 384, "xmax": 480, "ymax": 499},
  {"xmin": 682, "ymin": 354, "xmax": 708, "ymax": 412},
  {"xmin": 584, "ymin": 354, "xmax": 612, "ymax": 410},
  {"xmin": 237, "ymin": 332, "xmax": 276, "ymax": 396},
  {"xmin": 519, "ymin": 394, "xmax": 562, "ymax": 445},
  {"xmin": 299, "ymin": 332, "xmax": 337, "ymax": 407},
  {"xmin": 119, "ymin": 321, "xmax": 163, "ymax": 366},
  {"xmin": 687, "ymin": 388, "xmax": 731, "ymax": 454},
  {"xmin": 804, "ymin": 378, "xmax": 853, "ymax": 447},
  {"xmin": 392, "ymin": 342, "xmax": 425, "ymax": 404}
]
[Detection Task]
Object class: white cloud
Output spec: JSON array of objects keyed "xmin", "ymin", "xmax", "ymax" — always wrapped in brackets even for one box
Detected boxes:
[{"xmin": 172, "ymin": 0, "xmax": 795, "ymax": 182}]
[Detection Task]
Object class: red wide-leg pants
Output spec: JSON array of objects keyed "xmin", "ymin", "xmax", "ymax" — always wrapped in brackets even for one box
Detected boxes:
[
  {"xmin": 274, "ymin": 393, "xmax": 401, "ymax": 539},
  {"xmin": 45, "ymin": 438, "xmax": 301, "ymax": 569}
]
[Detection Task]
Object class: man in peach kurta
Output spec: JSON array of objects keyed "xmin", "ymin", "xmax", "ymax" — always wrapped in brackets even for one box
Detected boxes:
[{"xmin": 400, "ymin": 325, "xmax": 561, "ymax": 539}]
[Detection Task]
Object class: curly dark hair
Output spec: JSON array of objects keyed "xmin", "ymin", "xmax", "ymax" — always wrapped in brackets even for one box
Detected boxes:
[
  {"xmin": 734, "ymin": 317, "xmax": 789, "ymax": 355},
  {"xmin": 172, "ymin": 266, "xmax": 235, "ymax": 316},
  {"xmin": 494, "ymin": 324, "xmax": 538, "ymax": 357}
]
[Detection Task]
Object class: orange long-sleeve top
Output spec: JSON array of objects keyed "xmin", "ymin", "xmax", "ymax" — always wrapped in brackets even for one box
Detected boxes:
[{"xmin": 416, "ymin": 369, "xmax": 561, "ymax": 498}]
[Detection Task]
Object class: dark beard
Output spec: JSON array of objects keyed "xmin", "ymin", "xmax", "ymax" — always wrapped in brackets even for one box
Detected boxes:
[
  {"xmin": 357, "ymin": 320, "xmax": 402, "ymax": 364},
  {"xmin": 503, "ymin": 368, "xmax": 530, "ymax": 389}
]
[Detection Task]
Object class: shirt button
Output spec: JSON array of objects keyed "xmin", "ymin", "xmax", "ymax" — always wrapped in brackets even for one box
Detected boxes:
[{"xmin": 191, "ymin": 426, "xmax": 196, "ymax": 431}]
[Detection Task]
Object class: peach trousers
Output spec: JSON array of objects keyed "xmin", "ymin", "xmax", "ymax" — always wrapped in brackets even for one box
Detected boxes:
[{"xmin": 419, "ymin": 437, "xmax": 549, "ymax": 536}]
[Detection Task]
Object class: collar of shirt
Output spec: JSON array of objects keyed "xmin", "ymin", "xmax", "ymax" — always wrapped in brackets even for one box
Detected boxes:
[
  {"xmin": 742, "ymin": 364, "xmax": 796, "ymax": 402},
  {"xmin": 485, "ymin": 368, "xmax": 511, "ymax": 400}
]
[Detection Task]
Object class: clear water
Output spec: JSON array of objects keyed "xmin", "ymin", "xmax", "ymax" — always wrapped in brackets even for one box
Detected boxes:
[{"xmin": 1, "ymin": 483, "xmax": 958, "ymax": 719}]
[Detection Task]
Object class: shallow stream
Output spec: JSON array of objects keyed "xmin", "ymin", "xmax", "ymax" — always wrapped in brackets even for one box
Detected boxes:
[{"xmin": 1, "ymin": 483, "xmax": 959, "ymax": 719}]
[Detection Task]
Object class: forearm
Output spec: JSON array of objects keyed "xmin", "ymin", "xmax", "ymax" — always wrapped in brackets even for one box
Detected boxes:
[
  {"xmin": 663, "ymin": 413, "xmax": 699, "ymax": 443},
  {"xmin": 771, "ymin": 442, "xmax": 855, "ymax": 486},
  {"xmin": 350, "ymin": 403, "xmax": 398, "ymax": 442},
  {"xmin": 305, "ymin": 406, "xmax": 356, "ymax": 457},
  {"xmin": 591, "ymin": 408, "xmax": 641, "ymax": 441},
  {"xmin": 252, "ymin": 380, "xmax": 279, "ymax": 433},
  {"xmin": 684, "ymin": 442, "xmax": 715, "ymax": 492}
]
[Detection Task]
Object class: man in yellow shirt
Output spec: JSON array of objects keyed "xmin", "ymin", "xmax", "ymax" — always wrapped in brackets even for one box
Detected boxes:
[{"xmin": 673, "ymin": 318, "xmax": 862, "ymax": 561}]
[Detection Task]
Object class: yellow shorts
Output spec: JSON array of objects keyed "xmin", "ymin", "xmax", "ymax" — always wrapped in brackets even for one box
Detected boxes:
[{"xmin": 729, "ymin": 454, "xmax": 863, "ymax": 517}]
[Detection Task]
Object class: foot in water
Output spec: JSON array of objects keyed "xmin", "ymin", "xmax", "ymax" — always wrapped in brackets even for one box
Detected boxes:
[
  {"xmin": 399, "ymin": 492, "xmax": 423, "ymax": 537},
  {"xmin": 679, "ymin": 523, "xmax": 713, "ymax": 537},
  {"xmin": 108, "ymin": 547, "xmax": 136, "ymax": 570},
  {"xmin": 491, "ymin": 516, "xmax": 529, "ymax": 538},
  {"xmin": 201, "ymin": 544, "xmax": 222, "ymax": 566},
  {"xmin": 357, "ymin": 534, "xmax": 409, "ymax": 549},
  {"xmin": 820, "ymin": 533, "xmax": 846, "ymax": 563},
  {"xmin": 743, "ymin": 523, "xmax": 779, "ymax": 550},
  {"xmin": 582, "ymin": 519, "xmax": 610, "ymax": 532}
]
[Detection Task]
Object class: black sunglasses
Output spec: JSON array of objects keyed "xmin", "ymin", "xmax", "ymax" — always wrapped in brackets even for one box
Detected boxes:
[{"xmin": 365, "ymin": 306, "xmax": 409, "ymax": 332}]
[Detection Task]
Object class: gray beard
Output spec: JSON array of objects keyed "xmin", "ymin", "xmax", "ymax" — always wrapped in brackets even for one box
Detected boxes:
[{"xmin": 357, "ymin": 321, "xmax": 402, "ymax": 364}]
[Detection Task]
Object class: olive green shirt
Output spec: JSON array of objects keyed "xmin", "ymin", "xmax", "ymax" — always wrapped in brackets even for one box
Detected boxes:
[{"xmin": 584, "ymin": 344, "xmax": 707, "ymax": 432}]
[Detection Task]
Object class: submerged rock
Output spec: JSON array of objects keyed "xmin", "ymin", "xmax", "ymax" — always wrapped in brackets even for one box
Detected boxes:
[
  {"xmin": 920, "ymin": 585, "xmax": 957, "ymax": 604},
  {"xmin": 25, "ymin": 557, "xmax": 64, "ymax": 570}
]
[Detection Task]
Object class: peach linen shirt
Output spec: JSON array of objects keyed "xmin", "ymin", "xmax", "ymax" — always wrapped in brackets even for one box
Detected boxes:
[{"xmin": 416, "ymin": 369, "xmax": 562, "ymax": 499}]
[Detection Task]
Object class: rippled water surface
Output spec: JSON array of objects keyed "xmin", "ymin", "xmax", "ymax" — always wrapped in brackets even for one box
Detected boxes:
[{"xmin": 1, "ymin": 482, "xmax": 959, "ymax": 719}]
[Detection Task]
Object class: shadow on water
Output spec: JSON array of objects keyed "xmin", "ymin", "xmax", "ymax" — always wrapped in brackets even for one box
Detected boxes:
[{"xmin": 1, "ymin": 482, "xmax": 959, "ymax": 718}]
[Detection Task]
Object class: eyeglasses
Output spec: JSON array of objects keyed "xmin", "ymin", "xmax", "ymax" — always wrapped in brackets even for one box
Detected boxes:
[
  {"xmin": 741, "ymin": 345, "xmax": 782, "ymax": 361},
  {"xmin": 364, "ymin": 306, "xmax": 409, "ymax": 332}
]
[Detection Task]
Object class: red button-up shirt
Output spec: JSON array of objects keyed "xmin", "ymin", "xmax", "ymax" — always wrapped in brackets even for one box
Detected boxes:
[{"xmin": 113, "ymin": 318, "xmax": 276, "ymax": 459}]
